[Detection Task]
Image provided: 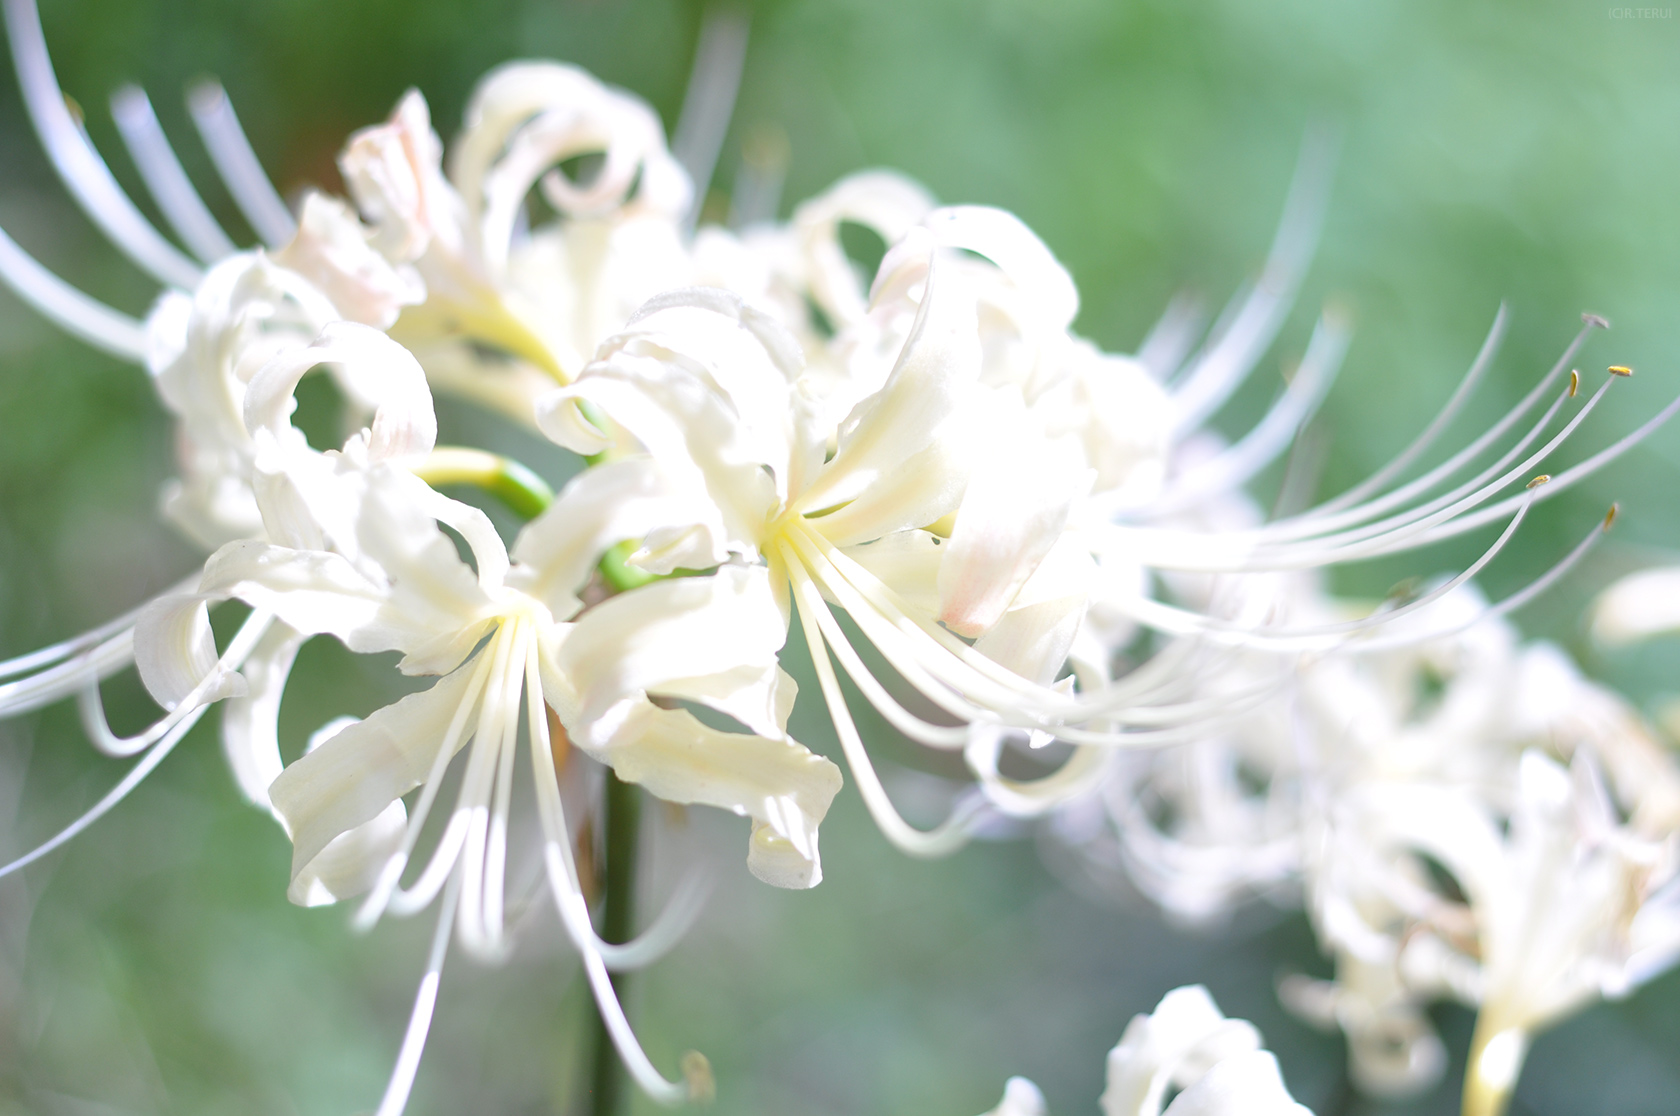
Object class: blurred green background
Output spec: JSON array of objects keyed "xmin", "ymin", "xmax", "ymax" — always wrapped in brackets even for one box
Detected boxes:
[{"xmin": 3, "ymin": 0, "xmax": 1680, "ymax": 1113}]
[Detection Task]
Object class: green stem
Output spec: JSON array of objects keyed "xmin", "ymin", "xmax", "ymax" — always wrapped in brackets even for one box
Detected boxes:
[{"xmin": 588, "ymin": 770, "xmax": 643, "ymax": 1116}]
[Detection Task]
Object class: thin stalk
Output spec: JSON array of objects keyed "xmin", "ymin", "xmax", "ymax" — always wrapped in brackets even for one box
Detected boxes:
[{"xmin": 588, "ymin": 770, "xmax": 644, "ymax": 1116}]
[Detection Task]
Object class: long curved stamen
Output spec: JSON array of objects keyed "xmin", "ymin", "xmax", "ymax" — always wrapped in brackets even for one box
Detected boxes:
[
  {"xmin": 791, "ymin": 525, "xmax": 1227, "ymax": 732},
  {"xmin": 781, "ymin": 540, "xmax": 980, "ymax": 857},
  {"xmin": 0, "ymin": 607, "xmax": 271, "ymax": 880},
  {"xmin": 1308, "ymin": 302, "xmax": 1512, "ymax": 517},
  {"xmin": 186, "ymin": 81, "xmax": 296, "ymax": 248},
  {"xmin": 0, "ymin": 587, "xmax": 173, "ymax": 680},
  {"xmin": 1135, "ymin": 291, "xmax": 1204, "ymax": 380},
  {"xmin": 1408, "ymin": 388, "xmax": 1680, "ymax": 548},
  {"xmin": 1252, "ymin": 338, "xmax": 1600, "ymax": 550},
  {"xmin": 966, "ymin": 728, "xmax": 1110, "ymax": 815},
  {"xmin": 792, "ymin": 528, "xmax": 1299, "ymax": 745},
  {"xmin": 373, "ymin": 864, "xmax": 462, "ymax": 1116},
  {"xmin": 1, "ymin": 0, "xmax": 202, "ymax": 287},
  {"xmin": 385, "ymin": 812, "xmax": 472, "ymax": 919},
  {"xmin": 357, "ymin": 647, "xmax": 498, "ymax": 931},
  {"xmin": 455, "ymin": 619, "xmax": 521, "ymax": 959},
  {"xmin": 1255, "ymin": 369, "xmax": 1574, "ymax": 553},
  {"xmin": 0, "ymin": 224, "xmax": 148, "ymax": 359},
  {"xmin": 1247, "ymin": 372, "xmax": 1610, "ymax": 564},
  {"xmin": 1344, "ymin": 508, "xmax": 1612, "ymax": 655},
  {"xmin": 0, "ymin": 627, "xmax": 133, "ymax": 715},
  {"xmin": 1145, "ymin": 308, "xmax": 1350, "ymax": 516},
  {"xmin": 1167, "ymin": 125, "xmax": 1336, "ymax": 435},
  {"xmin": 525, "ymin": 650, "xmax": 697, "ymax": 1105},
  {"xmin": 671, "ymin": 3, "xmax": 751, "ymax": 230},
  {"xmin": 1112, "ymin": 487, "xmax": 1539, "ymax": 652},
  {"xmin": 110, "ymin": 85, "xmax": 239, "ymax": 263},
  {"xmin": 1100, "ymin": 371, "xmax": 1619, "ymax": 574},
  {"xmin": 796, "ymin": 581, "xmax": 970, "ymax": 750}
]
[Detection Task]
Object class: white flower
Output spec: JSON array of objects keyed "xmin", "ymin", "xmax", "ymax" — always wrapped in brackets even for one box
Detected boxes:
[
  {"xmin": 978, "ymin": 986, "xmax": 1314, "ymax": 1116},
  {"xmin": 129, "ymin": 318, "xmax": 836, "ymax": 1107}
]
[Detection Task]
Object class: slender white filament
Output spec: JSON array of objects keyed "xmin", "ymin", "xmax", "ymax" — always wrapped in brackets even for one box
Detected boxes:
[
  {"xmin": 110, "ymin": 85, "xmax": 239, "ymax": 263},
  {"xmin": 1311, "ymin": 302, "xmax": 1511, "ymax": 516},
  {"xmin": 373, "ymin": 865, "xmax": 462, "ymax": 1116},
  {"xmin": 526, "ymin": 649, "xmax": 691, "ymax": 1105},
  {"xmin": 782, "ymin": 542, "xmax": 982, "ymax": 856},
  {"xmin": 1147, "ymin": 309, "xmax": 1350, "ymax": 516},
  {"xmin": 671, "ymin": 3, "xmax": 750, "ymax": 229},
  {"xmin": 0, "ymin": 602, "xmax": 139, "ymax": 680},
  {"xmin": 0, "ymin": 627, "xmax": 133, "ymax": 716},
  {"xmin": 1167, "ymin": 125, "xmax": 1336, "ymax": 435},
  {"xmin": 1, "ymin": 0, "xmax": 202, "ymax": 288},
  {"xmin": 187, "ymin": 81, "xmax": 296, "ymax": 248},
  {"xmin": 0, "ymin": 607, "xmax": 272, "ymax": 880},
  {"xmin": 0, "ymin": 223, "xmax": 148, "ymax": 359},
  {"xmin": 1134, "ymin": 291, "xmax": 1204, "ymax": 381},
  {"xmin": 1408, "ymin": 389, "xmax": 1680, "ymax": 547}
]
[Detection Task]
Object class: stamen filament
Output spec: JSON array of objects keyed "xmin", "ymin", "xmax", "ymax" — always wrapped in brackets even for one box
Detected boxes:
[
  {"xmin": 110, "ymin": 84, "xmax": 239, "ymax": 263},
  {"xmin": 373, "ymin": 864, "xmax": 462, "ymax": 1116},
  {"xmin": 782, "ymin": 540, "xmax": 980, "ymax": 857},
  {"xmin": 0, "ymin": 607, "xmax": 272, "ymax": 879},
  {"xmin": 186, "ymin": 81, "xmax": 297, "ymax": 248},
  {"xmin": 1, "ymin": 0, "xmax": 202, "ymax": 287}
]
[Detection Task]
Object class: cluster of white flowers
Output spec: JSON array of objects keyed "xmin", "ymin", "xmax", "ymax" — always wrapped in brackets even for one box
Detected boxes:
[
  {"xmin": 1054, "ymin": 505, "xmax": 1680, "ymax": 1114},
  {"xmin": 1, "ymin": 2, "xmax": 1676, "ymax": 1113}
]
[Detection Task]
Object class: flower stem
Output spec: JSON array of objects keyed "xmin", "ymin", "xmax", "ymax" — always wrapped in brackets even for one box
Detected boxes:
[
  {"xmin": 588, "ymin": 769, "xmax": 643, "ymax": 1116},
  {"xmin": 1461, "ymin": 1017, "xmax": 1528, "ymax": 1116}
]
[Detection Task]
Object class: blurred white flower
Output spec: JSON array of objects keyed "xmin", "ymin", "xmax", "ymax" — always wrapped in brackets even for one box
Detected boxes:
[{"xmin": 979, "ymin": 986, "xmax": 1314, "ymax": 1116}]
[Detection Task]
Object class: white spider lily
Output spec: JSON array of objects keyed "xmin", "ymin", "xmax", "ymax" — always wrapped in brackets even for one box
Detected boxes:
[
  {"xmin": 977, "ymin": 986, "xmax": 1314, "ymax": 1116},
  {"xmin": 533, "ymin": 242, "xmax": 1196, "ymax": 857},
  {"xmin": 335, "ymin": 63, "xmax": 701, "ymax": 404},
  {"xmin": 125, "ymin": 319, "xmax": 835, "ymax": 1108}
]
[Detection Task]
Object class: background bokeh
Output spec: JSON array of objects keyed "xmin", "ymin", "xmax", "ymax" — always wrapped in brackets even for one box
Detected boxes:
[{"xmin": 2, "ymin": 0, "xmax": 1680, "ymax": 1113}]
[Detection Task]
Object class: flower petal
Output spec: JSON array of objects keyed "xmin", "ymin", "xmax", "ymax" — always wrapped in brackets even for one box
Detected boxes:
[
  {"xmin": 557, "ymin": 565, "xmax": 790, "ymax": 745},
  {"xmin": 593, "ymin": 699, "xmax": 841, "ymax": 889},
  {"xmin": 269, "ymin": 664, "xmax": 482, "ymax": 884}
]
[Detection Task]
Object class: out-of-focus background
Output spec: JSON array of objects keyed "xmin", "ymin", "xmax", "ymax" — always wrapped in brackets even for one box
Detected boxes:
[{"xmin": 2, "ymin": 1, "xmax": 1679, "ymax": 1113}]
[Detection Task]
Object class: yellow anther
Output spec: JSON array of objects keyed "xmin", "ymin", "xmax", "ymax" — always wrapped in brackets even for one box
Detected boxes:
[
  {"xmin": 1526, "ymin": 474, "xmax": 1550, "ymax": 489},
  {"xmin": 1604, "ymin": 503, "xmax": 1620, "ymax": 530},
  {"xmin": 1608, "ymin": 365, "xmax": 1634, "ymax": 377},
  {"xmin": 682, "ymin": 1051, "xmax": 716, "ymax": 1104},
  {"xmin": 1568, "ymin": 369, "xmax": 1579, "ymax": 397}
]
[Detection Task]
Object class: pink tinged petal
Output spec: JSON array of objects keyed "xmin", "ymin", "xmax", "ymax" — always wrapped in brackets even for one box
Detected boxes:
[
  {"xmin": 274, "ymin": 192, "xmax": 425, "ymax": 329},
  {"xmin": 973, "ymin": 595, "xmax": 1087, "ymax": 687},
  {"xmin": 133, "ymin": 592, "xmax": 251, "ymax": 711},
  {"xmin": 1592, "ymin": 566, "xmax": 1680, "ymax": 645},
  {"xmin": 841, "ymin": 530, "xmax": 945, "ymax": 617},
  {"xmin": 340, "ymin": 88, "xmax": 456, "ymax": 263},
  {"xmin": 269, "ymin": 665, "xmax": 483, "ymax": 887},
  {"xmin": 594, "ymin": 700, "xmax": 841, "ymax": 889},
  {"xmin": 937, "ymin": 432, "xmax": 1091, "ymax": 638},
  {"xmin": 557, "ymin": 565, "xmax": 789, "ymax": 748}
]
